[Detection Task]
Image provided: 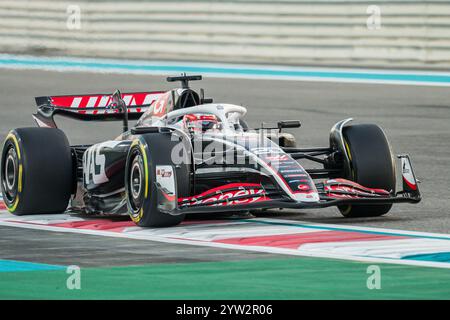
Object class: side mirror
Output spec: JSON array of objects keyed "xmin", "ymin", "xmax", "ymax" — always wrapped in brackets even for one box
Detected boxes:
[
  {"xmin": 277, "ymin": 120, "xmax": 301, "ymax": 131},
  {"xmin": 200, "ymin": 88, "xmax": 213, "ymax": 104}
]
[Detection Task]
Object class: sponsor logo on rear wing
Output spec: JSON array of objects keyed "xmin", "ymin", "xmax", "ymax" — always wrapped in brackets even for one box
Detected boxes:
[
  {"xmin": 33, "ymin": 91, "xmax": 165, "ymax": 128},
  {"xmin": 35, "ymin": 91, "xmax": 164, "ymax": 115}
]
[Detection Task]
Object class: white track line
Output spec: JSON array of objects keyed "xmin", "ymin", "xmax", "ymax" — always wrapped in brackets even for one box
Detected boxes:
[
  {"xmin": 251, "ymin": 218, "xmax": 450, "ymax": 240},
  {"xmin": 1, "ymin": 219, "xmax": 449, "ymax": 269}
]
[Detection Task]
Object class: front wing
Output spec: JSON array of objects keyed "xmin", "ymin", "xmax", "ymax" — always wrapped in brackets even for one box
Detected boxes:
[{"xmin": 162, "ymin": 155, "xmax": 421, "ymax": 216}]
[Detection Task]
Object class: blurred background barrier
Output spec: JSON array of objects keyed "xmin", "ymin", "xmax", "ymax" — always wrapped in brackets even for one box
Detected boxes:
[{"xmin": 1, "ymin": 0, "xmax": 449, "ymax": 69}]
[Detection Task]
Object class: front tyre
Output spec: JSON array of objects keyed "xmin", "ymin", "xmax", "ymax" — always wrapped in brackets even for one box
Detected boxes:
[
  {"xmin": 125, "ymin": 132, "xmax": 191, "ymax": 227},
  {"xmin": 338, "ymin": 124, "xmax": 396, "ymax": 218},
  {"xmin": 1, "ymin": 128, "xmax": 73, "ymax": 215}
]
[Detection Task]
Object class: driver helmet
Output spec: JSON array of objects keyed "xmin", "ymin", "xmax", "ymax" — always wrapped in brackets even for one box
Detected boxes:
[{"xmin": 183, "ymin": 114, "xmax": 220, "ymax": 133}]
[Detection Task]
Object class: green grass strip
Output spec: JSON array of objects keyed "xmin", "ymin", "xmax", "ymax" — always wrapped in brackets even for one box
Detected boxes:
[{"xmin": 1, "ymin": 257, "xmax": 449, "ymax": 300}]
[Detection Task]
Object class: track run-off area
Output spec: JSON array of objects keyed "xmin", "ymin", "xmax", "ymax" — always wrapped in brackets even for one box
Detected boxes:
[{"xmin": 0, "ymin": 55, "xmax": 449, "ymax": 299}]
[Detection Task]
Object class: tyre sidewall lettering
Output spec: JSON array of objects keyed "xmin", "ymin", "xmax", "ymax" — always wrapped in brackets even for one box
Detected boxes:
[
  {"xmin": 1, "ymin": 132, "xmax": 23, "ymax": 212},
  {"xmin": 126, "ymin": 139, "xmax": 150, "ymax": 224}
]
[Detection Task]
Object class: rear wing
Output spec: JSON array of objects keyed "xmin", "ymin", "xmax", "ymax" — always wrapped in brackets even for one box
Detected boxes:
[{"xmin": 33, "ymin": 91, "xmax": 164, "ymax": 128}]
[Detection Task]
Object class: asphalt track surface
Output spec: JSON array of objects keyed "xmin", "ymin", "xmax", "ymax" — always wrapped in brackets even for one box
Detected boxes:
[
  {"xmin": 0, "ymin": 68, "xmax": 449, "ymax": 299},
  {"xmin": 1, "ymin": 69, "xmax": 449, "ymax": 232}
]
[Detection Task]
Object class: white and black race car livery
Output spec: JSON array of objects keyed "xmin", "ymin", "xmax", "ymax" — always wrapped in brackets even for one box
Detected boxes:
[{"xmin": 1, "ymin": 75, "xmax": 421, "ymax": 227}]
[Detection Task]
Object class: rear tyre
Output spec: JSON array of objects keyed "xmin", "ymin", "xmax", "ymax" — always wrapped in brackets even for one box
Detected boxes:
[
  {"xmin": 338, "ymin": 124, "xmax": 396, "ymax": 218},
  {"xmin": 125, "ymin": 131, "xmax": 190, "ymax": 227},
  {"xmin": 1, "ymin": 128, "xmax": 73, "ymax": 215}
]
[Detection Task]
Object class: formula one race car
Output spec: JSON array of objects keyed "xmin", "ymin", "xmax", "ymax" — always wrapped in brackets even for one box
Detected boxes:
[{"xmin": 1, "ymin": 75, "xmax": 421, "ymax": 227}]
